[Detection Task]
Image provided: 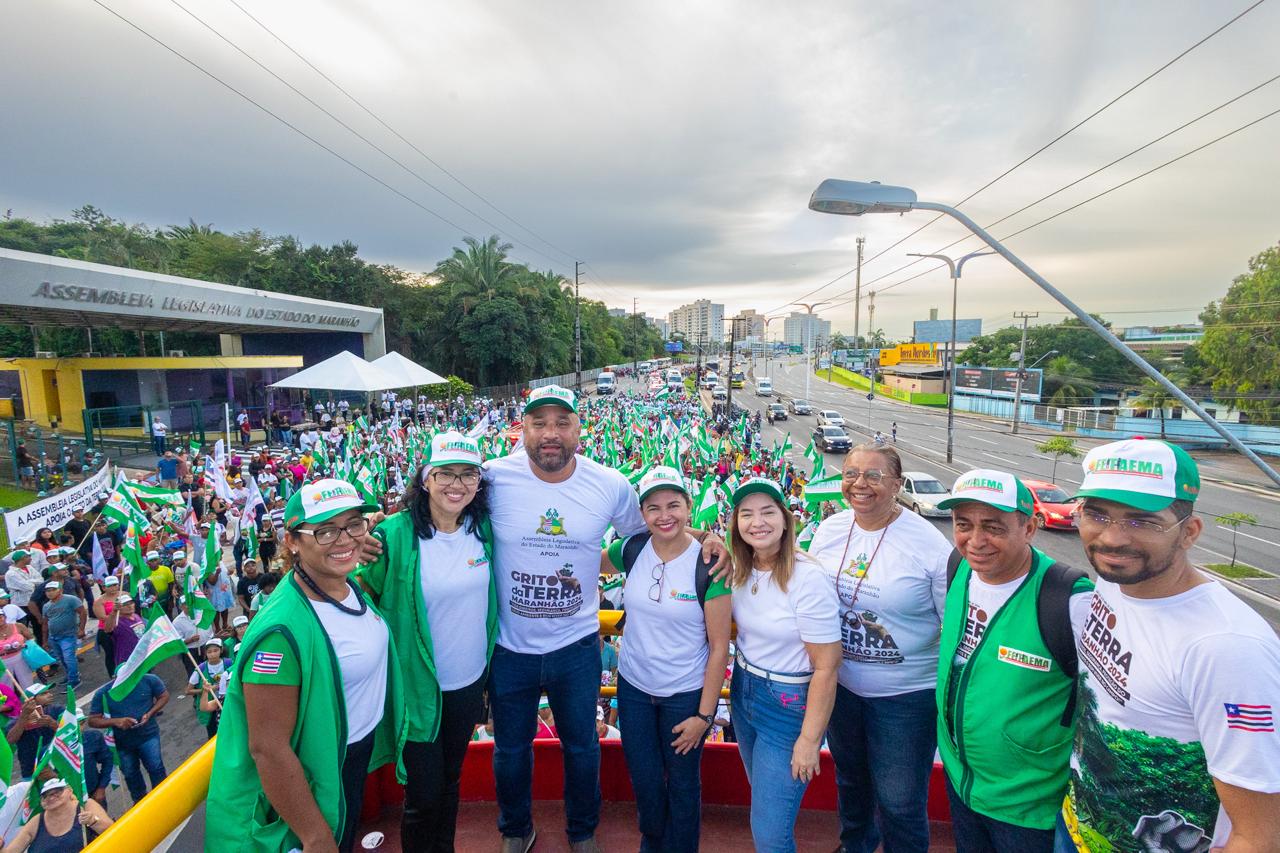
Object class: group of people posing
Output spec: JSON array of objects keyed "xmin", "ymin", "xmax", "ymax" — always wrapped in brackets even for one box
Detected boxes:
[{"xmin": 203, "ymin": 383, "xmax": 1279, "ymax": 853}]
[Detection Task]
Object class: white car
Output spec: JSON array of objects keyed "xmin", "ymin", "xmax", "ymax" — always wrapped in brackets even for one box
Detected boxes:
[
  {"xmin": 701, "ymin": 372, "xmax": 719, "ymax": 389},
  {"xmin": 817, "ymin": 410, "xmax": 845, "ymax": 427},
  {"xmin": 897, "ymin": 472, "xmax": 952, "ymax": 518},
  {"xmin": 711, "ymin": 384, "xmax": 728, "ymax": 400},
  {"xmin": 756, "ymin": 378, "xmax": 773, "ymax": 396}
]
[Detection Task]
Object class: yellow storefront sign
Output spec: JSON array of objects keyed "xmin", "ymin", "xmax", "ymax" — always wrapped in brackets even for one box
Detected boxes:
[{"xmin": 879, "ymin": 343, "xmax": 938, "ymax": 366}]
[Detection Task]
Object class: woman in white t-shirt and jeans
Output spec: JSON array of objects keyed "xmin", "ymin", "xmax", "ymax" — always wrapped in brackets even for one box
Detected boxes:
[
  {"xmin": 599, "ymin": 467, "xmax": 733, "ymax": 853},
  {"xmin": 727, "ymin": 477, "xmax": 841, "ymax": 853},
  {"xmin": 807, "ymin": 443, "xmax": 951, "ymax": 853}
]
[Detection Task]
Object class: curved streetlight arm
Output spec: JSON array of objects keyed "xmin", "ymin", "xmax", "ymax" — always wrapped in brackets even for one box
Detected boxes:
[{"xmin": 910, "ymin": 200, "xmax": 1280, "ymax": 489}]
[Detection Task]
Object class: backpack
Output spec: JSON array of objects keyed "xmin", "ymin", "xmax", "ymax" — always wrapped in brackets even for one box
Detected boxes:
[
  {"xmin": 946, "ymin": 548, "xmax": 1085, "ymax": 726},
  {"xmin": 614, "ymin": 533, "xmax": 715, "ymax": 629}
]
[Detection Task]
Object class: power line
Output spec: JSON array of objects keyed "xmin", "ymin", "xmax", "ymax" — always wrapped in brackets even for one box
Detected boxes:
[
  {"xmin": 769, "ymin": 0, "xmax": 1271, "ymax": 315},
  {"xmin": 221, "ymin": 0, "xmax": 583, "ymax": 268}
]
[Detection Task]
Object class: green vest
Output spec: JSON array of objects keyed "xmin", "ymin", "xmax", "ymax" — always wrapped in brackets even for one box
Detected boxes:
[
  {"xmin": 357, "ymin": 510, "xmax": 499, "ymax": 742},
  {"xmin": 192, "ymin": 660, "xmax": 223, "ymax": 727},
  {"xmin": 205, "ymin": 573, "xmax": 407, "ymax": 852},
  {"xmin": 936, "ymin": 548, "xmax": 1076, "ymax": 830}
]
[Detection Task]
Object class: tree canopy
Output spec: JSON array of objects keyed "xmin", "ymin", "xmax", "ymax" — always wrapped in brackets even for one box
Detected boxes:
[
  {"xmin": 0, "ymin": 208, "xmax": 668, "ymax": 387},
  {"xmin": 1199, "ymin": 242, "xmax": 1280, "ymax": 424}
]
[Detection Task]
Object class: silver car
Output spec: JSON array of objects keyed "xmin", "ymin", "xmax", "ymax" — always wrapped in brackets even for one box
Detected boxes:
[{"xmin": 898, "ymin": 472, "xmax": 952, "ymax": 518}]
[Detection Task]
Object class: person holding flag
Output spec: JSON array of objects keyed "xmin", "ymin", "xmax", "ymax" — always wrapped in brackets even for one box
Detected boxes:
[
  {"xmin": 87, "ymin": 665, "xmax": 170, "ymax": 804},
  {"xmin": 2, "ymin": 777, "xmax": 112, "ymax": 851},
  {"xmin": 206, "ymin": 478, "xmax": 406, "ymax": 853},
  {"xmin": 99, "ymin": 595, "xmax": 145, "ymax": 671},
  {"xmin": 358, "ymin": 431, "xmax": 497, "ymax": 852}
]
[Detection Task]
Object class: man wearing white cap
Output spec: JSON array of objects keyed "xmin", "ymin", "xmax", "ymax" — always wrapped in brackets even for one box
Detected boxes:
[
  {"xmin": 933, "ymin": 470, "xmax": 1092, "ymax": 852},
  {"xmin": 483, "ymin": 385, "xmax": 726, "ymax": 853},
  {"xmin": 1059, "ymin": 439, "xmax": 1280, "ymax": 851},
  {"xmin": 4, "ymin": 550, "xmax": 45, "ymax": 645}
]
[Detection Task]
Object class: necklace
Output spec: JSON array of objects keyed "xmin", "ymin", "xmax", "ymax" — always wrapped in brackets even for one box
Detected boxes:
[
  {"xmin": 834, "ymin": 507, "xmax": 899, "ymax": 609},
  {"xmin": 294, "ymin": 566, "xmax": 368, "ymax": 616}
]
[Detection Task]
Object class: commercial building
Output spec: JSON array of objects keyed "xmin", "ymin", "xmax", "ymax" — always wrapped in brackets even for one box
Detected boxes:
[
  {"xmin": 0, "ymin": 248, "xmax": 386, "ymax": 429},
  {"xmin": 668, "ymin": 299, "xmax": 724, "ymax": 346},
  {"xmin": 737, "ymin": 309, "xmax": 767, "ymax": 342},
  {"xmin": 783, "ymin": 311, "xmax": 830, "ymax": 350}
]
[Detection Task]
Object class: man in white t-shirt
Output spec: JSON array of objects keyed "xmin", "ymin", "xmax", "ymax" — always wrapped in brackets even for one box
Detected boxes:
[
  {"xmin": 483, "ymin": 385, "xmax": 727, "ymax": 853},
  {"xmin": 1060, "ymin": 439, "xmax": 1280, "ymax": 851}
]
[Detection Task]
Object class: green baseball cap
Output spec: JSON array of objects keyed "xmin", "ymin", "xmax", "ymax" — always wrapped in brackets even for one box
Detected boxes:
[
  {"xmin": 1074, "ymin": 438, "xmax": 1200, "ymax": 512},
  {"xmin": 524, "ymin": 384, "xmax": 577, "ymax": 414},
  {"xmin": 638, "ymin": 466, "xmax": 688, "ymax": 503},
  {"xmin": 731, "ymin": 477, "xmax": 786, "ymax": 506},
  {"xmin": 937, "ymin": 469, "xmax": 1034, "ymax": 516},
  {"xmin": 283, "ymin": 478, "xmax": 378, "ymax": 529},
  {"xmin": 429, "ymin": 431, "xmax": 483, "ymax": 468},
  {"xmin": 7, "ymin": 550, "xmax": 29, "ymax": 562}
]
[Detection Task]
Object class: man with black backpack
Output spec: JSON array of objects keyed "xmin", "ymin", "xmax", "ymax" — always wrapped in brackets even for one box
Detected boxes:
[{"xmin": 933, "ymin": 469, "xmax": 1093, "ymax": 853}]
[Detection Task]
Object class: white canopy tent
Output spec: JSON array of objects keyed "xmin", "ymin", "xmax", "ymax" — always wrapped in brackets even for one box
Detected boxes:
[
  {"xmin": 268, "ymin": 350, "xmax": 404, "ymax": 392},
  {"xmin": 371, "ymin": 351, "xmax": 449, "ymax": 386}
]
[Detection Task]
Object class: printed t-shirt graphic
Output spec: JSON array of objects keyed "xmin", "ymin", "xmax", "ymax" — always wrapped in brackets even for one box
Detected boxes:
[
  {"xmin": 1064, "ymin": 577, "xmax": 1280, "ymax": 852},
  {"xmin": 485, "ymin": 452, "xmax": 646, "ymax": 654}
]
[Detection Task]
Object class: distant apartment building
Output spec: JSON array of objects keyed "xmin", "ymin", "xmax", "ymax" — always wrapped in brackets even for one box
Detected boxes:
[
  {"xmin": 783, "ymin": 311, "xmax": 831, "ymax": 349},
  {"xmin": 668, "ymin": 299, "xmax": 724, "ymax": 345}
]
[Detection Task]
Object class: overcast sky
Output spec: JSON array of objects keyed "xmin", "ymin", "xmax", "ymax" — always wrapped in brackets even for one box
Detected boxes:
[{"xmin": 4, "ymin": 0, "xmax": 1278, "ymax": 341}]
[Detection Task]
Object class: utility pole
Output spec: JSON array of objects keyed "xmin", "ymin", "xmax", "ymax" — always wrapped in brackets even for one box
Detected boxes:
[
  {"xmin": 792, "ymin": 302, "xmax": 831, "ymax": 402},
  {"xmin": 853, "ymin": 236, "xmax": 865, "ymax": 348},
  {"xmin": 726, "ymin": 316, "xmax": 742, "ymax": 414},
  {"xmin": 866, "ymin": 291, "xmax": 876, "ymax": 345},
  {"xmin": 632, "ymin": 297, "xmax": 639, "ymax": 375},
  {"xmin": 574, "ymin": 261, "xmax": 582, "ymax": 392},
  {"xmin": 1011, "ymin": 311, "xmax": 1038, "ymax": 434}
]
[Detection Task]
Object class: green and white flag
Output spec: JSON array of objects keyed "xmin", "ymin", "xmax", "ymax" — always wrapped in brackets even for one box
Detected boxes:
[
  {"xmin": 24, "ymin": 687, "xmax": 86, "ymax": 820},
  {"xmin": 185, "ymin": 568, "xmax": 216, "ymax": 630},
  {"xmin": 803, "ymin": 473, "xmax": 847, "ymax": 509},
  {"xmin": 803, "ymin": 439, "xmax": 825, "ymax": 478},
  {"xmin": 797, "ymin": 518, "xmax": 819, "ymax": 552},
  {"xmin": 123, "ymin": 481, "xmax": 185, "ymax": 508},
  {"xmin": 691, "ymin": 476, "xmax": 722, "ymax": 530},
  {"xmin": 201, "ymin": 525, "xmax": 222, "ymax": 584},
  {"xmin": 101, "ymin": 484, "xmax": 149, "ymax": 530},
  {"xmin": 121, "ymin": 521, "xmax": 149, "ymax": 599},
  {"xmin": 109, "ymin": 614, "xmax": 186, "ymax": 701}
]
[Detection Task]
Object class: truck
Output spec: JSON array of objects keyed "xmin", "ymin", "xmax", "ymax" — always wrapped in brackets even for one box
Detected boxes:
[
  {"xmin": 596, "ymin": 371, "xmax": 616, "ymax": 395},
  {"xmin": 730, "ymin": 371, "xmax": 745, "ymax": 389}
]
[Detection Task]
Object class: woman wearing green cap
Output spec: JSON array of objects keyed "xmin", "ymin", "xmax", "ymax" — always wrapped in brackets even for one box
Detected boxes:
[
  {"xmin": 726, "ymin": 477, "xmax": 841, "ymax": 853},
  {"xmin": 598, "ymin": 466, "xmax": 732, "ymax": 853},
  {"xmin": 357, "ymin": 430, "xmax": 498, "ymax": 853},
  {"xmin": 206, "ymin": 477, "xmax": 406, "ymax": 853}
]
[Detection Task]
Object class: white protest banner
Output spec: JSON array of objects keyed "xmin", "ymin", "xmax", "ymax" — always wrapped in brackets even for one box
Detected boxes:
[{"xmin": 3, "ymin": 463, "xmax": 112, "ymax": 545}]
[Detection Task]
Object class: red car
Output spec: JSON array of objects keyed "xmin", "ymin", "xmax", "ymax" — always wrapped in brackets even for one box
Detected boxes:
[{"xmin": 1024, "ymin": 479, "xmax": 1078, "ymax": 530}]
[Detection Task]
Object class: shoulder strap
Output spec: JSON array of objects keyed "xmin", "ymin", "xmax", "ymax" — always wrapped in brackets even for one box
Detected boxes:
[
  {"xmin": 694, "ymin": 551, "xmax": 713, "ymax": 608},
  {"xmin": 945, "ymin": 548, "xmax": 964, "ymax": 588},
  {"xmin": 620, "ymin": 532, "xmax": 652, "ymax": 576},
  {"xmin": 1036, "ymin": 558, "xmax": 1086, "ymax": 726}
]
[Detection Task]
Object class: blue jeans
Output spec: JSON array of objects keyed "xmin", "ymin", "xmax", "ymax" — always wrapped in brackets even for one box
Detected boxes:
[
  {"xmin": 489, "ymin": 633, "xmax": 602, "ymax": 843},
  {"xmin": 616, "ymin": 675, "xmax": 704, "ymax": 853},
  {"xmin": 49, "ymin": 634, "xmax": 79, "ymax": 688},
  {"xmin": 946, "ymin": 776, "xmax": 1053, "ymax": 853},
  {"xmin": 152, "ymin": 436, "xmax": 166, "ymax": 455},
  {"xmin": 825, "ymin": 684, "xmax": 936, "ymax": 853},
  {"xmin": 117, "ymin": 733, "xmax": 167, "ymax": 803},
  {"xmin": 730, "ymin": 666, "xmax": 813, "ymax": 853}
]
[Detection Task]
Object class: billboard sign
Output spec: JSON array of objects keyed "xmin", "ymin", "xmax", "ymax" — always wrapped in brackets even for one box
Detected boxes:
[
  {"xmin": 914, "ymin": 318, "xmax": 982, "ymax": 344},
  {"xmin": 953, "ymin": 365, "xmax": 1042, "ymax": 401},
  {"xmin": 664, "ymin": 340, "xmax": 683, "ymax": 353},
  {"xmin": 880, "ymin": 342, "xmax": 938, "ymax": 366}
]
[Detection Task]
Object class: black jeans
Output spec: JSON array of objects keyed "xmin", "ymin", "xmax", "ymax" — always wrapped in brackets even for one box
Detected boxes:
[
  {"xmin": 339, "ymin": 728, "xmax": 376, "ymax": 853},
  {"xmin": 945, "ymin": 777, "xmax": 1054, "ymax": 853},
  {"xmin": 402, "ymin": 673, "xmax": 486, "ymax": 852}
]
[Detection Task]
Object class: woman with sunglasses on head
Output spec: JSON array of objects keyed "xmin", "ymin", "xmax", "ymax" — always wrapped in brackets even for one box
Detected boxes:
[
  {"xmin": 596, "ymin": 467, "xmax": 733, "ymax": 853},
  {"xmin": 727, "ymin": 477, "xmax": 841, "ymax": 853},
  {"xmin": 357, "ymin": 432, "xmax": 498, "ymax": 853},
  {"xmin": 206, "ymin": 478, "xmax": 406, "ymax": 853},
  {"xmin": 807, "ymin": 443, "xmax": 952, "ymax": 853}
]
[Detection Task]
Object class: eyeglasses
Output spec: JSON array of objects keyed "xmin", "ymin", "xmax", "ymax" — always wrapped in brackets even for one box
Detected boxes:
[
  {"xmin": 649, "ymin": 561, "xmax": 667, "ymax": 603},
  {"xmin": 1073, "ymin": 509, "xmax": 1188, "ymax": 535},
  {"xmin": 842, "ymin": 468, "xmax": 887, "ymax": 485},
  {"xmin": 429, "ymin": 470, "xmax": 481, "ymax": 487},
  {"xmin": 295, "ymin": 517, "xmax": 370, "ymax": 546}
]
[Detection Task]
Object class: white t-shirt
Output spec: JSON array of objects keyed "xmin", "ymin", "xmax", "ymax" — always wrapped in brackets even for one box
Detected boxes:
[
  {"xmin": 1066, "ymin": 576, "xmax": 1280, "ymax": 850},
  {"xmin": 954, "ymin": 551, "xmax": 1093, "ymax": 665},
  {"xmin": 172, "ymin": 613, "xmax": 212, "ymax": 650},
  {"xmin": 1, "ymin": 604, "xmax": 25, "ymax": 624},
  {"xmin": 617, "ymin": 538, "xmax": 727, "ymax": 697},
  {"xmin": 309, "ymin": 589, "xmax": 391, "ymax": 743},
  {"xmin": 731, "ymin": 557, "xmax": 839, "ymax": 674},
  {"xmin": 189, "ymin": 659, "xmax": 229, "ymax": 698},
  {"xmin": 808, "ymin": 509, "xmax": 950, "ymax": 697},
  {"xmin": 419, "ymin": 527, "xmax": 491, "ymax": 691},
  {"xmin": 485, "ymin": 452, "xmax": 646, "ymax": 654}
]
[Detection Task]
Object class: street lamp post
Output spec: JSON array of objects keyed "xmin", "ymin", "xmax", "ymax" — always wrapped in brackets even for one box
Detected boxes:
[
  {"xmin": 792, "ymin": 301, "xmax": 831, "ymax": 402},
  {"xmin": 1012, "ymin": 349, "xmax": 1057, "ymax": 434},
  {"xmin": 906, "ymin": 251, "xmax": 993, "ymax": 464},
  {"xmin": 808, "ymin": 178, "xmax": 1280, "ymax": 489}
]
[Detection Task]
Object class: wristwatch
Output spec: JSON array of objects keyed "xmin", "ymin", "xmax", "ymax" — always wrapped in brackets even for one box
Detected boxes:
[{"xmin": 698, "ymin": 712, "xmax": 715, "ymax": 727}]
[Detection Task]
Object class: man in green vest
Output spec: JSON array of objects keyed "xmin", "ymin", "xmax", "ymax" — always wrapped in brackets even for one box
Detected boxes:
[{"xmin": 934, "ymin": 468, "xmax": 1093, "ymax": 853}]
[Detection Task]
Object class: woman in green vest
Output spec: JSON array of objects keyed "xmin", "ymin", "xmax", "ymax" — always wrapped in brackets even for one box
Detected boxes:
[
  {"xmin": 358, "ymin": 431, "xmax": 498, "ymax": 853},
  {"xmin": 206, "ymin": 478, "xmax": 406, "ymax": 853}
]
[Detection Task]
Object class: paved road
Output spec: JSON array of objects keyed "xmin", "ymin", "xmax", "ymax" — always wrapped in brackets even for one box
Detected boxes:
[{"xmin": 735, "ymin": 358, "xmax": 1280, "ymax": 632}]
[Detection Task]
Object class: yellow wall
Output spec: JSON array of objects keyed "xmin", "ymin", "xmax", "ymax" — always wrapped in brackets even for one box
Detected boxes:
[{"xmin": 0, "ymin": 355, "xmax": 302, "ymax": 426}]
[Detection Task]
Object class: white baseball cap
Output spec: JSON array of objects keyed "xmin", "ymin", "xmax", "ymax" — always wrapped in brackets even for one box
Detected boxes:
[
  {"xmin": 40, "ymin": 778, "xmax": 69, "ymax": 796},
  {"xmin": 428, "ymin": 432, "xmax": 483, "ymax": 469},
  {"xmin": 938, "ymin": 469, "xmax": 1034, "ymax": 516},
  {"xmin": 232, "ymin": 615, "xmax": 249, "ymax": 628},
  {"xmin": 638, "ymin": 466, "xmax": 688, "ymax": 503},
  {"xmin": 1074, "ymin": 438, "xmax": 1200, "ymax": 512},
  {"xmin": 283, "ymin": 478, "xmax": 377, "ymax": 529},
  {"xmin": 524, "ymin": 384, "xmax": 577, "ymax": 414}
]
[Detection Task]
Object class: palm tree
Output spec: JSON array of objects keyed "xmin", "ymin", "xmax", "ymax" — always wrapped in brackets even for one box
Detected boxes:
[
  {"xmin": 1044, "ymin": 356, "xmax": 1096, "ymax": 408},
  {"xmin": 433, "ymin": 235, "xmax": 515, "ymax": 315},
  {"xmin": 1130, "ymin": 377, "xmax": 1180, "ymax": 439}
]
